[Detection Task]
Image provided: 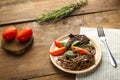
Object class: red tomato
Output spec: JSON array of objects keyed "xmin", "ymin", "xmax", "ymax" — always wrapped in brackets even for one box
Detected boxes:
[
  {"xmin": 50, "ymin": 47, "xmax": 67, "ymax": 56},
  {"xmin": 71, "ymin": 46, "xmax": 88, "ymax": 55},
  {"xmin": 2, "ymin": 26, "xmax": 17, "ymax": 41},
  {"xmin": 54, "ymin": 40, "xmax": 63, "ymax": 48},
  {"xmin": 17, "ymin": 27, "xmax": 33, "ymax": 42}
]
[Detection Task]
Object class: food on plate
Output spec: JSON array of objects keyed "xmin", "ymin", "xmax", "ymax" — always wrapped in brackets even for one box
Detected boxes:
[
  {"xmin": 65, "ymin": 50, "xmax": 76, "ymax": 59},
  {"xmin": 50, "ymin": 47, "xmax": 67, "ymax": 56},
  {"xmin": 54, "ymin": 40, "xmax": 63, "ymax": 48},
  {"xmin": 17, "ymin": 27, "xmax": 33, "ymax": 42},
  {"xmin": 50, "ymin": 34, "xmax": 96, "ymax": 70},
  {"xmin": 71, "ymin": 46, "xmax": 89, "ymax": 55},
  {"xmin": 2, "ymin": 26, "xmax": 17, "ymax": 41},
  {"xmin": 1, "ymin": 27, "xmax": 33, "ymax": 56}
]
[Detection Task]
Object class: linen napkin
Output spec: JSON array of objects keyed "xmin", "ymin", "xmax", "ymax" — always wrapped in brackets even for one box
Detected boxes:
[{"xmin": 76, "ymin": 27, "xmax": 120, "ymax": 80}]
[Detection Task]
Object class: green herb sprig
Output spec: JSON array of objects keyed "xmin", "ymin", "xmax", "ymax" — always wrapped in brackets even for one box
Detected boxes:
[{"xmin": 36, "ymin": 0, "xmax": 88, "ymax": 23}]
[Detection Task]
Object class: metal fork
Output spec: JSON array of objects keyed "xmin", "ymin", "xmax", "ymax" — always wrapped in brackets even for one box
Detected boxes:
[{"xmin": 97, "ymin": 26, "xmax": 117, "ymax": 67}]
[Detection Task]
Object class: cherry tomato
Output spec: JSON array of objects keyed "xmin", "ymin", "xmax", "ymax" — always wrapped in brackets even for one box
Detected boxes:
[
  {"xmin": 50, "ymin": 47, "xmax": 67, "ymax": 56},
  {"xmin": 54, "ymin": 40, "xmax": 63, "ymax": 48},
  {"xmin": 2, "ymin": 26, "xmax": 17, "ymax": 41},
  {"xmin": 17, "ymin": 27, "xmax": 33, "ymax": 42},
  {"xmin": 71, "ymin": 46, "xmax": 89, "ymax": 55}
]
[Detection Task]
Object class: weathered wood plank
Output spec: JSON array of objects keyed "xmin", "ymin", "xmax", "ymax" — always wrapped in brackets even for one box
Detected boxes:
[
  {"xmin": 0, "ymin": 21, "xmax": 80, "ymax": 80},
  {"xmin": 0, "ymin": 0, "xmax": 120, "ymax": 25},
  {"xmin": 0, "ymin": 10, "xmax": 120, "ymax": 79},
  {"xmin": 30, "ymin": 74, "xmax": 75, "ymax": 80}
]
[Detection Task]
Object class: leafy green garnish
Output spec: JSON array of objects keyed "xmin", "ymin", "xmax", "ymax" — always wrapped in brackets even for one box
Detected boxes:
[
  {"xmin": 71, "ymin": 40, "xmax": 80, "ymax": 46},
  {"xmin": 65, "ymin": 50, "xmax": 76, "ymax": 59},
  {"xmin": 79, "ymin": 43, "xmax": 94, "ymax": 48},
  {"xmin": 62, "ymin": 42, "xmax": 70, "ymax": 48}
]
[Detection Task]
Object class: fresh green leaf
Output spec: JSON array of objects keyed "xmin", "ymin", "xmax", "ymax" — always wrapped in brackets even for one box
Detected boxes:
[
  {"xmin": 65, "ymin": 50, "xmax": 75, "ymax": 59},
  {"xmin": 62, "ymin": 42, "xmax": 70, "ymax": 48},
  {"xmin": 71, "ymin": 40, "xmax": 80, "ymax": 46},
  {"xmin": 79, "ymin": 43, "xmax": 94, "ymax": 48}
]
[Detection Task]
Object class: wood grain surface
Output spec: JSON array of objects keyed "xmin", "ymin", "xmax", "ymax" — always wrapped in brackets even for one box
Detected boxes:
[
  {"xmin": 0, "ymin": 10, "xmax": 120, "ymax": 79},
  {"xmin": 0, "ymin": 0, "xmax": 120, "ymax": 80},
  {"xmin": 0, "ymin": 0, "xmax": 120, "ymax": 25}
]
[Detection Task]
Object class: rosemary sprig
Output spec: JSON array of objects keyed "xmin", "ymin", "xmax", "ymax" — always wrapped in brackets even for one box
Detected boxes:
[{"xmin": 36, "ymin": 0, "xmax": 88, "ymax": 23}]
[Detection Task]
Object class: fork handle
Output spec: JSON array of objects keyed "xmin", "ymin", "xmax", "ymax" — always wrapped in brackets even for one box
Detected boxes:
[{"xmin": 104, "ymin": 40, "xmax": 117, "ymax": 67}]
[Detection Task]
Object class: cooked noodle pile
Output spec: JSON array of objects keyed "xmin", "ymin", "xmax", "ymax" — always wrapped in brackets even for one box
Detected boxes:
[{"xmin": 57, "ymin": 34, "xmax": 96, "ymax": 70}]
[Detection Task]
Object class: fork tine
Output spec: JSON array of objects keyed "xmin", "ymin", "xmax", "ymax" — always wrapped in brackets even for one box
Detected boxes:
[
  {"xmin": 100, "ymin": 26, "xmax": 105, "ymax": 36},
  {"xmin": 97, "ymin": 26, "xmax": 105, "ymax": 37},
  {"xmin": 97, "ymin": 26, "xmax": 102, "ymax": 37}
]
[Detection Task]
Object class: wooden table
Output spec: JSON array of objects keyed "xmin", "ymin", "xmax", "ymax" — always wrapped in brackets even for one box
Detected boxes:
[{"xmin": 0, "ymin": 0, "xmax": 120, "ymax": 80}]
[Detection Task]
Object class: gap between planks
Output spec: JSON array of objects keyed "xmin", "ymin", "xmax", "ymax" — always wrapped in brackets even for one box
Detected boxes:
[{"xmin": 0, "ymin": 9, "xmax": 120, "ymax": 27}]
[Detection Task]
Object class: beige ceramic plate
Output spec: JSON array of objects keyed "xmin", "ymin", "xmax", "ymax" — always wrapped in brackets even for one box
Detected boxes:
[{"xmin": 49, "ymin": 35, "xmax": 102, "ymax": 74}]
